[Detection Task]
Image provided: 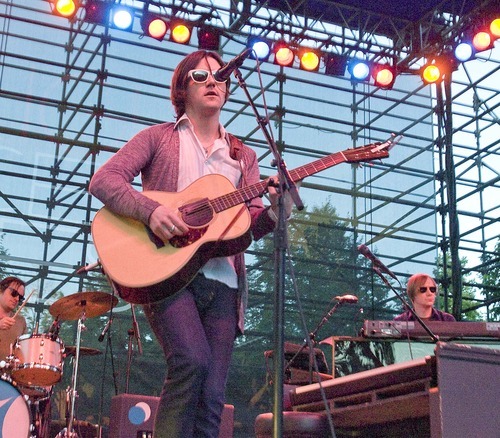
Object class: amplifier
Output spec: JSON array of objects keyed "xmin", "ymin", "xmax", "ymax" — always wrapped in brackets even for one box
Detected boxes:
[{"xmin": 109, "ymin": 394, "xmax": 234, "ymax": 438}]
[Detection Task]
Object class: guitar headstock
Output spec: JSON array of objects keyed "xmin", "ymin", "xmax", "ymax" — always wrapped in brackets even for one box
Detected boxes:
[{"xmin": 343, "ymin": 134, "xmax": 402, "ymax": 164}]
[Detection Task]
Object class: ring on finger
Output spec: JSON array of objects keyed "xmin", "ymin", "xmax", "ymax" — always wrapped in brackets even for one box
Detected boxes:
[{"xmin": 169, "ymin": 225, "xmax": 176, "ymax": 233}]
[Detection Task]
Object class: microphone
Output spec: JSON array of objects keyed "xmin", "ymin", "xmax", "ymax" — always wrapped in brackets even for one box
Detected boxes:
[
  {"xmin": 334, "ymin": 294, "xmax": 358, "ymax": 304},
  {"xmin": 76, "ymin": 260, "xmax": 101, "ymax": 275},
  {"xmin": 357, "ymin": 244, "xmax": 398, "ymax": 280},
  {"xmin": 213, "ymin": 48, "xmax": 253, "ymax": 82},
  {"xmin": 98, "ymin": 317, "xmax": 113, "ymax": 342}
]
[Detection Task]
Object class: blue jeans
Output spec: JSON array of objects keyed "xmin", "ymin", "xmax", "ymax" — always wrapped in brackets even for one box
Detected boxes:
[{"xmin": 143, "ymin": 274, "xmax": 238, "ymax": 438}]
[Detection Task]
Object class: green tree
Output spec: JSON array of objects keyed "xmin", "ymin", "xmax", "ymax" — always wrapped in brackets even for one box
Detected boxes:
[
  {"xmin": 435, "ymin": 253, "xmax": 482, "ymax": 321},
  {"xmin": 0, "ymin": 233, "xmax": 7, "ymax": 278},
  {"xmin": 245, "ymin": 202, "xmax": 393, "ymax": 340},
  {"xmin": 225, "ymin": 201, "xmax": 395, "ymax": 433}
]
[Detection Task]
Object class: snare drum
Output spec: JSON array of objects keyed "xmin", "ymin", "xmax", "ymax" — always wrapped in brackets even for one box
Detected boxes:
[
  {"xmin": 0, "ymin": 375, "xmax": 32, "ymax": 437},
  {"xmin": 11, "ymin": 333, "xmax": 64, "ymax": 386}
]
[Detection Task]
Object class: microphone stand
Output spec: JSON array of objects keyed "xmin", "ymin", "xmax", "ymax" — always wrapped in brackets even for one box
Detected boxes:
[
  {"xmin": 372, "ymin": 268, "xmax": 439, "ymax": 343},
  {"xmin": 233, "ymin": 66, "xmax": 303, "ymax": 437},
  {"xmin": 285, "ymin": 300, "xmax": 346, "ymax": 383}
]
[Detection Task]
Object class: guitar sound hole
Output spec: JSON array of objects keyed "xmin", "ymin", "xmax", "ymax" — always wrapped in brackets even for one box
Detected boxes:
[
  {"xmin": 179, "ymin": 199, "xmax": 213, "ymax": 227},
  {"xmin": 170, "ymin": 227, "xmax": 208, "ymax": 248}
]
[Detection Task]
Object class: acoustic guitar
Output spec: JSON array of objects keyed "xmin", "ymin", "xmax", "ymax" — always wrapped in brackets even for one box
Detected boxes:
[{"xmin": 91, "ymin": 136, "xmax": 399, "ymax": 304}]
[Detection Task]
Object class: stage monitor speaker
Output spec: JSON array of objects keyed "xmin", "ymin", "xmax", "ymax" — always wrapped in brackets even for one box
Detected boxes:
[{"xmin": 109, "ymin": 394, "xmax": 234, "ymax": 438}]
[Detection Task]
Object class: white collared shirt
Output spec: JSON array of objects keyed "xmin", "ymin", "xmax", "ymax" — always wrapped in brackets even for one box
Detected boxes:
[{"xmin": 175, "ymin": 115, "xmax": 242, "ymax": 288}]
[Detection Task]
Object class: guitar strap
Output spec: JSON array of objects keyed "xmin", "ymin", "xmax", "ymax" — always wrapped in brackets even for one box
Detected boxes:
[
  {"xmin": 228, "ymin": 134, "xmax": 243, "ymax": 161},
  {"xmin": 213, "ymin": 134, "xmax": 249, "ymax": 243}
]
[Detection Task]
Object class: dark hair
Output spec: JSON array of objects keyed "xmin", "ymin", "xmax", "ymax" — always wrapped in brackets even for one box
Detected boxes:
[
  {"xmin": 170, "ymin": 50, "xmax": 230, "ymax": 119},
  {"xmin": 406, "ymin": 273, "xmax": 437, "ymax": 301},
  {"xmin": 0, "ymin": 276, "xmax": 25, "ymax": 293}
]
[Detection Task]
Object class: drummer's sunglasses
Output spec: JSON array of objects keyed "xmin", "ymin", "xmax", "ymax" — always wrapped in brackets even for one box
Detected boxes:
[{"xmin": 8, "ymin": 287, "xmax": 25, "ymax": 303}]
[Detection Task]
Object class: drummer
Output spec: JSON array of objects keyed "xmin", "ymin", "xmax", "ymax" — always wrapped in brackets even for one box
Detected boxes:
[{"xmin": 0, "ymin": 276, "xmax": 27, "ymax": 362}]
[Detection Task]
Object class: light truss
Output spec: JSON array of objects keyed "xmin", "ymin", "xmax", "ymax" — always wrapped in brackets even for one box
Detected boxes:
[{"xmin": 0, "ymin": 0, "xmax": 499, "ymax": 429}]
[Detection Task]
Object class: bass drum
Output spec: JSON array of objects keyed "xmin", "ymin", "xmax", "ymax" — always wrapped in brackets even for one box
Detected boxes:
[{"xmin": 0, "ymin": 375, "xmax": 32, "ymax": 437}]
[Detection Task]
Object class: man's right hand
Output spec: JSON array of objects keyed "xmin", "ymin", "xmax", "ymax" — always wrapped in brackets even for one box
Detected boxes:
[
  {"xmin": 0, "ymin": 316, "xmax": 15, "ymax": 330},
  {"xmin": 149, "ymin": 205, "xmax": 188, "ymax": 243}
]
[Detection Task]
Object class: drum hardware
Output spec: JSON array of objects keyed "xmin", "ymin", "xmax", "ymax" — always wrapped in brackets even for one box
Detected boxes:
[{"xmin": 49, "ymin": 291, "xmax": 117, "ymax": 438}]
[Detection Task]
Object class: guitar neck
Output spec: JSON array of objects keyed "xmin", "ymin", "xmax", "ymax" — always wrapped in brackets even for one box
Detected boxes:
[{"xmin": 210, "ymin": 150, "xmax": 347, "ymax": 213}]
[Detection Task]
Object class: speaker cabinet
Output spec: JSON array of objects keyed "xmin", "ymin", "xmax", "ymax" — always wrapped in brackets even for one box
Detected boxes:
[{"xmin": 109, "ymin": 394, "xmax": 234, "ymax": 438}]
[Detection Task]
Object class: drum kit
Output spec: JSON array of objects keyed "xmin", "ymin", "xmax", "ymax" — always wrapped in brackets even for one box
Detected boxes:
[{"xmin": 0, "ymin": 290, "xmax": 117, "ymax": 438}]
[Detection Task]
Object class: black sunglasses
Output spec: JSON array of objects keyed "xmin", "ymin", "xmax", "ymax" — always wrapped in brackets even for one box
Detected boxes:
[
  {"xmin": 188, "ymin": 69, "xmax": 227, "ymax": 84},
  {"xmin": 419, "ymin": 286, "xmax": 437, "ymax": 294},
  {"xmin": 8, "ymin": 287, "xmax": 25, "ymax": 303}
]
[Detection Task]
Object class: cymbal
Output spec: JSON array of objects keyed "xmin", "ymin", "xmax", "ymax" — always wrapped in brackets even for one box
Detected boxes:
[
  {"xmin": 64, "ymin": 346, "xmax": 102, "ymax": 357},
  {"xmin": 49, "ymin": 291, "xmax": 118, "ymax": 320}
]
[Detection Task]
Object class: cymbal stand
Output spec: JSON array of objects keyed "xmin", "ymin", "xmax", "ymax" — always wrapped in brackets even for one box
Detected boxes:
[
  {"xmin": 125, "ymin": 328, "xmax": 134, "ymax": 394},
  {"xmin": 65, "ymin": 311, "xmax": 86, "ymax": 438},
  {"xmin": 125, "ymin": 304, "xmax": 142, "ymax": 394}
]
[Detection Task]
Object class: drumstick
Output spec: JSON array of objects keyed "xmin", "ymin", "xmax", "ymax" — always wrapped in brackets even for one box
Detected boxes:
[{"xmin": 13, "ymin": 288, "xmax": 37, "ymax": 318}]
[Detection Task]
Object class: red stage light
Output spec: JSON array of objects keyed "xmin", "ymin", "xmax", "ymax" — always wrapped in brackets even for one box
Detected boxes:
[
  {"xmin": 197, "ymin": 26, "xmax": 221, "ymax": 51},
  {"xmin": 274, "ymin": 41, "xmax": 295, "ymax": 67},
  {"xmin": 472, "ymin": 31, "xmax": 493, "ymax": 52},
  {"xmin": 372, "ymin": 64, "xmax": 396, "ymax": 89},
  {"xmin": 141, "ymin": 13, "xmax": 168, "ymax": 41},
  {"xmin": 84, "ymin": 0, "xmax": 109, "ymax": 25},
  {"xmin": 324, "ymin": 54, "xmax": 347, "ymax": 76}
]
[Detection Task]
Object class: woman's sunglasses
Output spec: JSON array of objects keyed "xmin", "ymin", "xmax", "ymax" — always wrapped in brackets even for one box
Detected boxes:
[
  {"xmin": 419, "ymin": 286, "xmax": 437, "ymax": 294},
  {"xmin": 8, "ymin": 287, "xmax": 25, "ymax": 303},
  {"xmin": 188, "ymin": 69, "xmax": 227, "ymax": 84}
]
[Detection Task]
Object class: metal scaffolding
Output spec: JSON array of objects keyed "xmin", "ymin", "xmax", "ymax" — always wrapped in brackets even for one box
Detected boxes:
[{"xmin": 0, "ymin": 0, "xmax": 498, "ymax": 333}]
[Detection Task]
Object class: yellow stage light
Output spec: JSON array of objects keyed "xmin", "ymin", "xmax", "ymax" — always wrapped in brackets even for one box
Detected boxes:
[
  {"xmin": 54, "ymin": 0, "xmax": 78, "ymax": 19},
  {"xmin": 170, "ymin": 21, "xmax": 192, "ymax": 45},
  {"xmin": 299, "ymin": 49, "xmax": 320, "ymax": 72}
]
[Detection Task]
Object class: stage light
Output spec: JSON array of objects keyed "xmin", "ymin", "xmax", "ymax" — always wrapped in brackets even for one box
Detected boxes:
[
  {"xmin": 348, "ymin": 59, "xmax": 370, "ymax": 81},
  {"xmin": 53, "ymin": 0, "xmax": 79, "ymax": 18},
  {"xmin": 299, "ymin": 49, "xmax": 320, "ymax": 72},
  {"xmin": 84, "ymin": 0, "xmax": 109, "ymax": 25},
  {"xmin": 372, "ymin": 64, "xmax": 396, "ymax": 89},
  {"xmin": 472, "ymin": 30, "xmax": 493, "ymax": 52},
  {"xmin": 247, "ymin": 36, "xmax": 271, "ymax": 61},
  {"xmin": 421, "ymin": 64, "xmax": 441, "ymax": 84},
  {"xmin": 324, "ymin": 54, "xmax": 347, "ymax": 76},
  {"xmin": 420, "ymin": 57, "xmax": 456, "ymax": 85},
  {"xmin": 170, "ymin": 20, "xmax": 192, "ymax": 44},
  {"xmin": 110, "ymin": 5, "xmax": 134, "ymax": 31},
  {"xmin": 273, "ymin": 41, "xmax": 295, "ymax": 67},
  {"xmin": 491, "ymin": 18, "xmax": 500, "ymax": 39},
  {"xmin": 141, "ymin": 12, "xmax": 168, "ymax": 41},
  {"xmin": 454, "ymin": 42, "xmax": 474, "ymax": 62},
  {"xmin": 197, "ymin": 26, "xmax": 220, "ymax": 51}
]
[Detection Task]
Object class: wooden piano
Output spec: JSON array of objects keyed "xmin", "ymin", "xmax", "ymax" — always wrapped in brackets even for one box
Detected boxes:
[{"xmin": 289, "ymin": 342, "xmax": 500, "ymax": 437}]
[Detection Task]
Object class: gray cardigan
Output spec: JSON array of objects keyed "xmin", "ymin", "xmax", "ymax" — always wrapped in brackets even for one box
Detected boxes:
[{"xmin": 89, "ymin": 122, "xmax": 276, "ymax": 333}]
